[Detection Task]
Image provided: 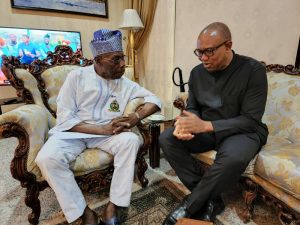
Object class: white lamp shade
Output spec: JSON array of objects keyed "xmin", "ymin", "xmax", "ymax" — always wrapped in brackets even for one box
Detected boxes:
[{"xmin": 119, "ymin": 9, "xmax": 144, "ymax": 30}]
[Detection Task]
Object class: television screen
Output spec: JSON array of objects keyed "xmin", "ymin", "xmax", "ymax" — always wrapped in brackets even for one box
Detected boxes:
[{"xmin": 0, "ymin": 27, "xmax": 82, "ymax": 86}]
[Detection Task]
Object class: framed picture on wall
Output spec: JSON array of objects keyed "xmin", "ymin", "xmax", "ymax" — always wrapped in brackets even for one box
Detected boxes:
[{"xmin": 11, "ymin": 0, "xmax": 108, "ymax": 18}]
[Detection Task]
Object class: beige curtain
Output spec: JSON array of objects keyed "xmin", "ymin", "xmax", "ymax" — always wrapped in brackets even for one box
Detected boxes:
[{"xmin": 125, "ymin": 0, "xmax": 157, "ymax": 82}]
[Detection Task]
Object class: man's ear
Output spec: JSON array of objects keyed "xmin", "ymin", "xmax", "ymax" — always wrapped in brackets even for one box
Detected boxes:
[
  {"xmin": 94, "ymin": 56, "xmax": 102, "ymax": 64},
  {"xmin": 225, "ymin": 41, "xmax": 232, "ymax": 50}
]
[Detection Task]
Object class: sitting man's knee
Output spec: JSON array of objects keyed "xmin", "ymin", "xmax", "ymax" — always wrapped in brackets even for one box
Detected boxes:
[
  {"xmin": 35, "ymin": 149, "xmax": 66, "ymax": 169},
  {"xmin": 123, "ymin": 133, "xmax": 142, "ymax": 149},
  {"xmin": 35, "ymin": 151, "xmax": 52, "ymax": 167},
  {"xmin": 159, "ymin": 127, "xmax": 174, "ymax": 146},
  {"xmin": 221, "ymin": 156, "xmax": 247, "ymax": 173}
]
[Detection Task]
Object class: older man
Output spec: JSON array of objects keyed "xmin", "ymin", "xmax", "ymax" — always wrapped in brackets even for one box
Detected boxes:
[
  {"xmin": 159, "ymin": 22, "xmax": 268, "ymax": 224},
  {"xmin": 35, "ymin": 29, "xmax": 161, "ymax": 225}
]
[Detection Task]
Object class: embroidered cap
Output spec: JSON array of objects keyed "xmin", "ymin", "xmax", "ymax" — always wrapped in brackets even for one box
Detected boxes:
[{"xmin": 89, "ymin": 29, "xmax": 123, "ymax": 57}]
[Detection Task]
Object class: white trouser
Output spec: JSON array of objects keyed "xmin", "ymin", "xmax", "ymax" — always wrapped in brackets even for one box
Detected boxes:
[{"xmin": 35, "ymin": 132, "xmax": 142, "ymax": 223}]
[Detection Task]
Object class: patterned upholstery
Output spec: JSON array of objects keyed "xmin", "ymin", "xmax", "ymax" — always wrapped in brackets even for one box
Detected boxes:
[
  {"xmin": 0, "ymin": 104, "xmax": 49, "ymax": 181},
  {"xmin": 253, "ymin": 72, "xmax": 300, "ymax": 209},
  {"xmin": 41, "ymin": 65, "xmax": 80, "ymax": 113},
  {"xmin": 0, "ymin": 46, "xmax": 151, "ymax": 225},
  {"xmin": 0, "ymin": 65, "xmax": 140, "ymax": 182},
  {"xmin": 262, "ymin": 72, "xmax": 300, "ymax": 141},
  {"xmin": 14, "ymin": 68, "xmax": 44, "ymax": 107},
  {"xmin": 70, "ymin": 149, "xmax": 113, "ymax": 176},
  {"xmin": 187, "ymin": 71, "xmax": 300, "ymax": 213},
  {"xmin": 255, "ymin": 143, "xmax": 300, "ymax": 200}
]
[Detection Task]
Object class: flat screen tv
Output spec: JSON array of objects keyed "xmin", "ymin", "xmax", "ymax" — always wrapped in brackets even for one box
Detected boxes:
[{"xmin": 0, "ymin": 27, "xmax": 82, "ymax": 86}]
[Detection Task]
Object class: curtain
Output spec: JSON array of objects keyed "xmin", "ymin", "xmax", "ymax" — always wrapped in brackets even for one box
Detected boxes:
[{"xmin": 125, "ymin": 0, "xmax": 157, "ymax": 82}]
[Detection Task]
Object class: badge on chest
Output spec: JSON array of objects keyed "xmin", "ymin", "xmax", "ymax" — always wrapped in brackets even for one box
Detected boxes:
[{"xmin": 109, "ymin": 99, "xmax": 120, "ymax": 112}]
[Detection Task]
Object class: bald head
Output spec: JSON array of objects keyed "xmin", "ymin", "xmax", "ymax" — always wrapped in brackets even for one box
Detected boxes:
[
  {"xmin": 196, "ymin": 22, "xmax": 233, "ymax": 72},
  {"xmin": 200, "ymin": 22, "xmax": 232, "ymax": 41}
]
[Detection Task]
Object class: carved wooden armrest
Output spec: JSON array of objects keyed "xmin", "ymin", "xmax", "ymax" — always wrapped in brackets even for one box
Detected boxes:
[
  {"xmin": 0, "ymin": 104, "xmax": 50, "ymax": 181},
  {"xmin": 0, "ymin": 104, "xmax": 50, "ymax": 138}
]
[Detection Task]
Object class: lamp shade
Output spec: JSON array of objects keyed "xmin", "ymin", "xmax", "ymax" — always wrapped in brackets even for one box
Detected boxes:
[{"xmin": 119, "ymin": 9, "xmax": 144, "ymax": 30}]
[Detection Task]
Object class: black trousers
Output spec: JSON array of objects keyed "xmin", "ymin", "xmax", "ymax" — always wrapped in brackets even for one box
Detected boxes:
[{"xmin": 159, "ymin": 127, "xmax": 261, "ymax": 214}]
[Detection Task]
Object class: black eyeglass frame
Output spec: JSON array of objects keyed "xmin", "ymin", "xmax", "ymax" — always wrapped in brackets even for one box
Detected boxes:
[
  {"xmin": 194, "ymin": 40, "xmax": 228, "ymax": 58},
  {"xmin": 96, "ymin": 54, "xmax": 128, "ymax": 65}
]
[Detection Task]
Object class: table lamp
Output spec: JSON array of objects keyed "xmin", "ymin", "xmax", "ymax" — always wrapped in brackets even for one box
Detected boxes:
[{"xmin": 119, "ymin": 9, "xmax": 144, "ymax": 79}]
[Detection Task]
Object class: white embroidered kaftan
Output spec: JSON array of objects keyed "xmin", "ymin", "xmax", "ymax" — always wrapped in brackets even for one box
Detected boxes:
[{"xmin": 50, "ymin": 65, "xmax": 161, "ymax": 136}]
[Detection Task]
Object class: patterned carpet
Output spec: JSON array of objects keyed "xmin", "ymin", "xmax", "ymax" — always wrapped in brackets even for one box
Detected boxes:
[
  {"xmin": 0, "ymin": 137, "xmax": 280, "ymax": 225},
  {"xmin": 59, "ymin": 179, "xmax": 186, "ymax": 225}
]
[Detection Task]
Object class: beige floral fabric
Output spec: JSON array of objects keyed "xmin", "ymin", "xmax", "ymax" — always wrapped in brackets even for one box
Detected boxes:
[
  {"xmin": 255, "ymin": 142, "xmax": 300, "ymax": 200},
  {"xmin": 192, "ymin": 151, "xmax": 216, "ymax": 166},
  {"xmin": 190, "ymin": 72, "xmax": 300, "ymax": 208},
  {"xmin": 251, "ymin": 72, "xmax": 300, "ymax": 204},
  {"xmin": 71, "ymin": 149, "xmax": 113, "ymax": 176},
  {"xmin": 262, "ymin": 72, "xmax": 300, "ymax": 141},
  {"xmin": 14, "ymin": 69, "xmax": 44, "ymax": 107},
  {"xmin": 41, "ymin": 65, "xmax": 80, "ymax": 112},
  {"xmin": 0, "ymin": 104, "xmax": 49, "ymax": 181},
  {"xmin": 2, "ymin": 66, "xmax": 142, "ymax": 181}
]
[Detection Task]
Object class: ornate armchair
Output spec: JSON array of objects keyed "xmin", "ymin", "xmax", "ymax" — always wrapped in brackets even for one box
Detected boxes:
[
  {"xmin": 173, "ymin": 64, "xmax": 300, "ymax": 225},
  {"xmin": 0, "ymin": 46, "xmax": 150, "ymax": 225}
]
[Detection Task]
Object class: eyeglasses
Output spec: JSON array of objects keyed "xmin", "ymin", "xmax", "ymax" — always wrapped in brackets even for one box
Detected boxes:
[
  {"xmin": 194, "ymin": 40, "xmax": 228, "ymax": 58},
  {"xmin": 101, "ymin": 55, "xmax": 128, "ymax": 64}
]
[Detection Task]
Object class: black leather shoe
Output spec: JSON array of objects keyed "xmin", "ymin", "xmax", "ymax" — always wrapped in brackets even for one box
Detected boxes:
[
  {"xmin": 162, "ymin": 197, "xmax": 191, "ymax": 225},
  {"xmin": 200, "ymin": 196, "xmax": 225, "ymax": 222},
  {"xmin": 99, "ymin": 216, "xmax": 120, "ymax": 225}
]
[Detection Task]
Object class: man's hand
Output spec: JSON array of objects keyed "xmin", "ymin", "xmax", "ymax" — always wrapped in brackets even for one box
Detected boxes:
[
  {"xmin": 70, "ymin": 113, "xmax": 141, "ymax": 135},
  {"xmin": 173, "ymin": 125, "xmax": 195, "ymax": 140},
  {"xmin": 173, "ymin": 110, "xmax": 213, "ymax": 140},
  {"xmin": 110, "ymin": 113, "xmax": 140, "ymax": 134}
]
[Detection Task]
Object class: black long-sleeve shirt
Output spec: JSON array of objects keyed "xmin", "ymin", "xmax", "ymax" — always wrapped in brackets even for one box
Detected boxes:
[{"xmin": 187, "ymin": 52, "xmax": 268, "ymax": 145}]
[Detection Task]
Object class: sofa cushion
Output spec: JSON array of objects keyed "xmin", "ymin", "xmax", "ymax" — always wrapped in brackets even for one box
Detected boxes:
[
  {"xmin": 191, "ymin": 136, "xmax": 292, "ymax": 176},
  {"xmin": 31, "ymin": 146, "xmax": 114, "ymax": 182},
  {"xmin": 262, "ymin": 72, "xmax": 300, "ymax": 142},
  {"xmin": 254, "ymin": 143, "xmax": 300, "ymax": 200},
  {"xmin": 192, "ymin": 150, "xmax": 257, "ymax": 176},
  {"xmin": 14, "ymin": 68, "xmax": 44, "ymax": 107},
  {"xmin": 192, "ymin": 151, "xmax": 216, "ymax": 166},
  {"xmin": 41, "ymin": 65, "xmax": 81, "ymax": 113},
  {"xmin": 70, "ymin": 148, "xmax": 113, "ymax": 176}
]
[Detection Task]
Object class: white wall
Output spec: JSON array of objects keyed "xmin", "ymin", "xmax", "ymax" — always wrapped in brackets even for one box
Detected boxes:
[
  {"xmin": 1, "ymin": 0, "xmax": 299, "ymax": 104},
  {"xmin": 0, "ymin": 0, "xmax": 126, "ymax": 99},
  {"xmin": 174, "ymin": 0, "xmax": 300, "ymax": 97},
  {"xmin": 139, "ymin": 0, "xmax": 175, "ymax": 104}
]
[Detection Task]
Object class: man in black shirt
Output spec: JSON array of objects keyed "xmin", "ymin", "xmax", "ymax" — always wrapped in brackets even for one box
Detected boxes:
[{"xmin": 160, "ymin": 22, "xmax": 268, "ymax": 225}]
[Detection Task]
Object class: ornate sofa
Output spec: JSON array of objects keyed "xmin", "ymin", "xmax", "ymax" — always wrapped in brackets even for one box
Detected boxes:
[
  {"xmin": 173, "ymin": 64, "xmax": 300, "ymax": 225},
  {"xmin": 0, "ymin": 46, "xmax": 151, "ymax": 225}
]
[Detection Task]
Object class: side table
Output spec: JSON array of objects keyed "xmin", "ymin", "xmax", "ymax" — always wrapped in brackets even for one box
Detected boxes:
[
  {"xmin": 0, "ymin": 97, "xmax": 23, "ymax": 115},
  {"xmin": 148, "ymin": 117, "xmax": 173, "ymax": 168}
]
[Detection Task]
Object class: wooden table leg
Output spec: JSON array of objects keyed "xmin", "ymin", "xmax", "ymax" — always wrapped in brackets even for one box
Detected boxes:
[{"xmin": 149, "ymin": 122, "xmax": 161, "ymax": 168}]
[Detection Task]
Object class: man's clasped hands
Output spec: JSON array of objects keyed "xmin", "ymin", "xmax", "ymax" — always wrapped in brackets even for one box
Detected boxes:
[{"xmin": 173, "ymin": 110, "xmax": 213, "ymax": 140}]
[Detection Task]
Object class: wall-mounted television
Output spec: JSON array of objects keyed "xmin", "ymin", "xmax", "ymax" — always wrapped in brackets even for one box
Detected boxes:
[{"xmin": 0, "ymin": 27, "xmax": 82, "ymax": 86}]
